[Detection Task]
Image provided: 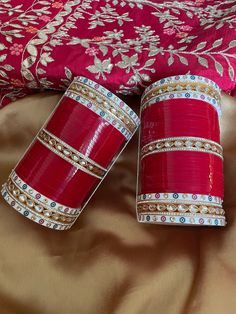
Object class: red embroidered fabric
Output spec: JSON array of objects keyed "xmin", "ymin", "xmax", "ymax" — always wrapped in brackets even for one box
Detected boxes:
[{"xmin": 0, "ymin": 0, "xmax": 236, "ymax": 107}]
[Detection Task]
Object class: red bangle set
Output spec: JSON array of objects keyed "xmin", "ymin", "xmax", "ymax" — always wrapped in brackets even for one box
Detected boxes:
[
  {"xmin": 1, "ymin": 77, "xmax": 140, "ymax": 230},
  {"xmin": 137, "ymin": 75, "xmax": 225, "ymax": 227},
  {"xmin": 1, "ymin": 74, "xmax": 226, "ymax": 230}
]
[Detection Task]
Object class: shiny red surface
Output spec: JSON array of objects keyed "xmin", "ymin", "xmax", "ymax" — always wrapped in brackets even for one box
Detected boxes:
[
  {"xmin": 140, "ymin": 98, "xmax": 223, "ymax": 197},
  {"xmin": 46, "ymin": 96, "xmax": 125, "ymax": 168},
  {"xmin": 139, "ymin": 151, "xmax": 223, "ymax": 197},
  {"xmin": 15, "ymin": 96, "xmax": 127, "ymax": 208},
  {"xmin": 16, "ymin": 141, "xmax": 99, "ymax": 208},
  {"xmin": 141, "ymin": 99, "xmax": 220, "ymax": 147}
]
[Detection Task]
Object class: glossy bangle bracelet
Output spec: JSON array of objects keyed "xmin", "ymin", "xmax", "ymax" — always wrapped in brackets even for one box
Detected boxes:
[
  {"xmin": 1, "ymin": 76, "xmax": 140, "ymax": 230},
  {"xmin": 137, "ymin": 74, "xmax": 225, "ymax": 227}
]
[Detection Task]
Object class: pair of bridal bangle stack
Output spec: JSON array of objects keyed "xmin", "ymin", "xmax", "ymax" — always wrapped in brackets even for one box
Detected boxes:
[
  {"xmin": 1, "ymin": 77, "xmax": 140, "ymax": 231},
  {"xmin": 137, "ymin": 74, "xmax": 226, "ymax": 227}
]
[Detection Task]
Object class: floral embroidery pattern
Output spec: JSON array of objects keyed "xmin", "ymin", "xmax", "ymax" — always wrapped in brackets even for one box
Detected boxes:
[
  {"xmin": 10, "ymin": 43, "xmax": 23, "ymax": 56},
  {"xmin": 0, "ymin": 0, "xmax": 236, "ymax": 107}
]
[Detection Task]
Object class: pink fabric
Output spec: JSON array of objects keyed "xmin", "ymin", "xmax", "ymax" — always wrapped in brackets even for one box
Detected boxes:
[{"xmin": 0, "ymin": 0, "xmax": 236, "ymax": 107}]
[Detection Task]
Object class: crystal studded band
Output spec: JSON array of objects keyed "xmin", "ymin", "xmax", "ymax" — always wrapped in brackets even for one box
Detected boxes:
[
  {"xmin": 137, "ymin": 213, "xmax": 226, "ymax": 226},
  {"xmin": 141, "ymin": 74, "xmax": 221, "ymax": 116},
  {"xmin": 137, "ymin": 192, "xmax": 222, "ymax": 206},
  {"xmin": 10, "ymin": 170, "xmax": 80, "ymax": 215},
  {"xmin": 75, "ymin": 76, "xmax": 140, "ymax": 128},
  {"xmin": 68, "ymin": 84, "xmax": 133, "ymax": 133},
  {"xmin": 142, "ymin": 82, "xmax": 221, "ymax": 105},
  {"xmin": 137, "ymin": 201, "xmax": 224, "ymax": 215},
  {"xmin": 65, "ymin": 76, "xmax": 139, "ymax": 141},
  {"xmin": 136, "ymin": 191, "xmax": 225, "ymax": 226},
  {"xmin": 142, "ymin": 74, "xmax": 221, "ymax": 102},
  {"xmin": 72, "ymin": 81, "xmax": 136, "ymax": 133},
  {"xmin": 141, "ymin": 137, "xmax": 223, "ymax": 160},
  {"xmin": 37, "ymin": 129, "xmax": 107, "ymax": 179},
  {"xmin": 141, "ymin": 91, "xmax": 221, "ymax": 116},
  {"xmin": 65, "ymin": 90, "xmax": 133, "ymax": 140},
  {"xmin": 1, "ymin": 172, "xmax": 80, "ymax": 230}
]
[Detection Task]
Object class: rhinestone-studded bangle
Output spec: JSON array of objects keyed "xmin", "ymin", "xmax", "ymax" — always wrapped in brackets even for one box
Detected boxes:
[
  {"xmin": 142, "ymin": 82, "xmax": 221, "ymax": 105},
  {"xmin": 138, "ymin": 74, "xmax": 225, "ymax": 227},
  {"xmin": 142, "ymin": 74, "xmax": 221, "ymax": 101},
  {"xmin": 38, "ymin": 129, "xmax": 107, "ymax": 179},
  {"xmin": 141, "ymin": 137, "xmax": 223, "ymax": 159},
  {"xmin": 141, "ymin": 75, "xmax": 222, "ymax": 116},
  {"xmin": 2, "ymin": 175, "xmax": 78, "ymax": 230},
  {"xmin": 137, "ymin": 213, "xmax": 225, "ymax": 226}
]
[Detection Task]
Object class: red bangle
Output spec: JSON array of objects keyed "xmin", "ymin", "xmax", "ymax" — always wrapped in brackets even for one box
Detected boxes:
[
  {"xmin": 2, "ymin": 77, "xmax": 140, "ymax": 231},
  {"xmin": 137, "ymin": 74, "xmax": 225, "ymax": 227}
]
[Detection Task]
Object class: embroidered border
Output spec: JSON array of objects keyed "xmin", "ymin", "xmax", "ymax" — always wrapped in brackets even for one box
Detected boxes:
[
  {"xmin": 37, "ymin": 129, "xmax": 106, "ymax": 179},
  {"xmin": 141, "ymin": 137, "xmax": 223, "ymax": 159}
]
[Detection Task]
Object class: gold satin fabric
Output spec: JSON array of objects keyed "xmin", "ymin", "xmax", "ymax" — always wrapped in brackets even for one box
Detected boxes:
[{"xmin": 0, "ymin": 92, "xmax": 236, "ymax": 314}]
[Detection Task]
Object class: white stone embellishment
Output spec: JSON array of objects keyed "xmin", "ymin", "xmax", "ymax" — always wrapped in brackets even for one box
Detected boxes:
[
  {"xmin": 157, "ymin": 205, "xmax": 166, "ymax": 211},
  {"xmin": 141, "ymin": 136, "xmax": 223, "ymax": 160},
  {"xmin": 199, "ymin": 205, "xmax": 208, "ymax": 214},
  {"xmin": 141, "ymin": 75, "xmax": 222, "ymax": 117},
  {"xmin": 185, "ymin": 141, "xmax": 194, "ymax": 147},
  {"xmin": 189, "ymin": 205, "xmax": 199, "ymax": 213},
  {"xmin": 19, "ymin": 194, "xmax": 27, "ymax": 203},
  {"xmin": 72, "ymin": 155, "xmax": 79, "ymax": 162},
  {"xmin": 156, "ymin": 142, "xmax": 163, "ymax": 148},
  {"xmin": 178, "ymin": 205, "xmax": 188, "ymax": 212},
  {"xmin": 165, "ymin": 142, "xmax": 173, "ymax": 148},
  {"xmin": 204, "ymin": 143, "xmax": 211, "ymax": 149},
  {"xmin": 13, "ymin": 189, "xmax": 20, "ymax": 197},
  {"xmin": 167, "ymin": 205, "xmax": 177, "ymax": 212},
  {"xmin": 174, "ymin": 141, "xmax": 183, "ymax": 147},
  {"xmin": 63, "ymin": 149, "xmax": 71, "ymax": 156},
  {"xmin": 26, "ymin": 200, "xmax": 34, "ymax": 208},
  {"xmin": 56, "ymin": 144, "xmax": 63, "ymax": 151},
  {"xmin": 149, "ymin": 204, "xmax": 156, "ymax": 211},
  {"xmin": 43, "ymin": 210, "xmax": 52, "ymax": 217},
  {"xmin": 195, "ymin": 141, "xmax": 203, "ymax": 148},
  {"xmin": 35, "ymin": 205, "xmax": 43, "ymax": 213},
  {"xmin": 37, "ymin": 129, "xmax": 107, "ymax": 179}
]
